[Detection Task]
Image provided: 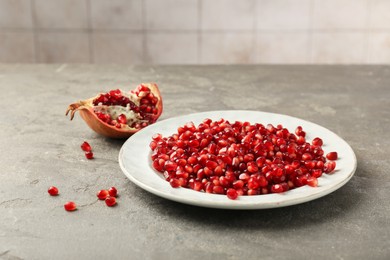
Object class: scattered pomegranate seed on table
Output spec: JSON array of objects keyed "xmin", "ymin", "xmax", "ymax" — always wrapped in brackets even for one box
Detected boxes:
[
  {"xmin": 80, "ymin": 141, "xmax": 94, "ymax": 159},
  {"xmin": 105, "ymin": 196, "xmax": 117, "ymax": 207},
  {"xmin": 48, "ymin": 186, "xmax": 59, "ymax": 196},
  {"xmin": 150, "ymin": 118, "xmax": 338, "ymax": 200},
  {"xmin": 85, "ymin": 151, "xmax": 94, "ymax": 160},
  {"xmin": 108, "ymin": 187, "xmax": 118, "ymax": 197},
  {"xmin": 97, "ymin": 190, "xmax": 109, "ymax": 200},
  {"xmin": 80, "ymin": 141, "xmax": 92, "ymax": 152},
  {"xmin": 64, "ymin": 201, "xmax": 77, "ymax": 211}
]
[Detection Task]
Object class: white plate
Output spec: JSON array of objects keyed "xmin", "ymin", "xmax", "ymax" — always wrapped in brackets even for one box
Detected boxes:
[{"xmin": 119, "ymin": 110, "xmax": 357, "ymax": 210}]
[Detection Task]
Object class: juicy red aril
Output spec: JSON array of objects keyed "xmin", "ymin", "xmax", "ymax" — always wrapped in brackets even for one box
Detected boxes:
[
  {"xmin": 85, "ymin": 151, "xmax": 94, "ymax": 159},
  {"xmin": 324, "ymin": 161, "xmax": 336, "ymax": 173},
  {"xmin": 48, "ymin": 186, "xmax": 59, "ymax": 196},
  {"xmin": 97, "ymin": 190, "xmax": 109, "ymax": 200},
  {"xmin": 169, "ymin": 178, "xmax": 180, "ymax": 188},
  {"xmin": 105, "ymin": 196, "xmax": 117, "ymax": 207},
  {"xmin": 326, "ymin": 152, "xmax": 338, "ymax": 160},
  {"xmin": 117, "ymin": 114, "xmax": 127, "ymax": 124},
  {"xmin": 312, "ymin": 137, "xmax": 323, "ymax": 146},
  {"xmin": 227, "ymin": 188, "xmax": 238, "ymax": 200},
  {"xmin": 64, "ymin": 201, "xmax": 77, "ymax": 211},
  {"xmin": 81, "ymin": 141, "xmax": 92, "ymax": 152},
  {"xmin": 150, "ymin": 119, "xmax": 338, "ymax": 199},
  {"xmin": 108, "ymin": 187, "xmax": 118, "ymax": 197},
  {"xmin": 307, "ymin": 176, "xmax": 318, "ymax": 187}
]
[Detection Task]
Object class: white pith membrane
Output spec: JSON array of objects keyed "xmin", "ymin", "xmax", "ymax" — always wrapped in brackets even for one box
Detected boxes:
[{"xmin": 94, "ymin": 106, "xmax": 143, "ymax": 126}]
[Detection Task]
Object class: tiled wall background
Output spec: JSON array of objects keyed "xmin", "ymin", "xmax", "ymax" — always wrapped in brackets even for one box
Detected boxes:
[{"xmin": 1, "ymin": 0, "xmax": 390, "ymax": 64}]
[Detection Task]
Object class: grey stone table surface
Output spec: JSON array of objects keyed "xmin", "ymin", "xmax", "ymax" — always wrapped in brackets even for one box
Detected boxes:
[{"xmin": 0, "ymin": 64, "xmax": 389, "ymax": 260}]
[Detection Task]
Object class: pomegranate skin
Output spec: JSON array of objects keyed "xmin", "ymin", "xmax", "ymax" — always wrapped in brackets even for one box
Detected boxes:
[
  {"xmin": 79, "ymin": 109, "xmax": 135, "ymax": 139},
  {"xmin": 66, "ymin": 83, "xmax": 163, "ymax": 139}
]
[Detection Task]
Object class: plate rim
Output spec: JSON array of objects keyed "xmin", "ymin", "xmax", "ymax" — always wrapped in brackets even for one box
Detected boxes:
[{"xmin": 118, "ymin": 110, "xmax": 357, "ymax": 210}]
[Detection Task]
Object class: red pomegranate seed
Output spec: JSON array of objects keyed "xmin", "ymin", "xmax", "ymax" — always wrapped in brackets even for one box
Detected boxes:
[
  {"xmin": 169, "ymin": 178, "xmax": 180, "ymax": 188},
  {"xmin": 85, "ymin": 151, "xmax": 94, "ymax": 159},
  {"xmin": 105, "ymin": 196, "xmax": 117, "ymax": 207},
  {"xmin": 213, "ymin": 185, "xmax": 224, "ymax": 194},
  {"xmin": 301, "ymin": 153, "xmax": 312, "ymax": 161},
  {"xmin": 48, "ymin": 186, "xmax": 59, "ymax": 196},
  {"xmin": 97, "ymin": 190, "xmax": 109, "ymax": 200},
  {"xmin": 307, "ymin": 176, "xmax": 318, "ymax": 187},
  {"xmin": 311, "ymin": 169, "xmax": 323, "ymax": 178},
  {"xmin": 326, "ymin": 152, "xmax": 338, "ymax": 160},
  {"xmin": 108, "ymin": 187, "xmax": 118, "ymax": 197},
  {"xmin": 64, "ymin": 201, "xmax": 77, "ymax": 211},
  {"xmin": 80, "ymin": 141, "xmax": 92, "ymax": 152},
  {"xmin": 271, "ymin": 184, "xmax": 284, "ymax": 193},
  {"xmin": 233, "ymin": 180, "xmax": 244, "ymax": 189},
  {"xmin": 312, "ymin": 137, "xmax": 323, "ymax": 146},
  {"xmin": 324, "ymin": 161, "xmax": 336, "ymax": 173},
  {"xmin": 226, "ymin": 188, "xmax": 238, "ymax": 200},
  {"xmin": 117, "ymin": 114, "xmax": 127, "ymax": 124}
]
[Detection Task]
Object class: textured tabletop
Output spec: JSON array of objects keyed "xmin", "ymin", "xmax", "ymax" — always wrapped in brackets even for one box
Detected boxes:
[{"xmin": 0, "ymin": 64, "xmax": 389, "ymax": 260}]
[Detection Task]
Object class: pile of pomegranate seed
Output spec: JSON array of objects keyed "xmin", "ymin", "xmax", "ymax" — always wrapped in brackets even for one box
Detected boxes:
[
  {"xmin": 96, "ymin": 187, "xmax": 118, "ymax": 207},
  {"xmin": 81, "ymin": 141, "xmax": 94, "ymax": 159},
  {"xmin": 150, "ymin": 119, "xmax": 338, "ymax": 200},
  {"xmin": 93, "ymin": 87, "xmax": 159, "ymax": 129}
]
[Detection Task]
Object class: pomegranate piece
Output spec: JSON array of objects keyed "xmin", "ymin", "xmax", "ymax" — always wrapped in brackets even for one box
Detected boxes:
[
  {"xmin": 85, "ymin": 151, "xmax": 94, "ymax": 160},
  {"xmin": 105, "ymin": 196, "xmax": 117, "ymax": 207},
  {"xmin": 66, "ymin": 83, "xmax": 163, "ymax": 139},
  {"xmin": 108, "ymin": 187, "xmax": 118, "ymax": 197},
  {"xmin": 48, "ymin": 186, "xmax": 59, "ymax": 196},
  {"xmin": 64, "ymin": 201, "xmax": 77, "ymax": 211},
  {"xmin": 80, "ymin": 141, "xmax": 92, "ymax": 152},
  {"xmin": 97, "ymin": 190, "xmax": 109, "ymax": 200},
  {"xmin": 149, "ymin": 119, "xmax": 338, "ymax": 199},
  {"xmin": 326, "ymin": 152, "xmax": 338, "ymax": 160}
]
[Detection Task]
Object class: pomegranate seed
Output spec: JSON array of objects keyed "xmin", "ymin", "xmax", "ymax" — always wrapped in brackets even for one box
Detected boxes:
[
  {"xmin": 312, "ymin": 137, "xmax": 323, "ymax": 146},
  {"xmin": 117, "ymin": 114, "xmax": 127, "ymax": 124},
  {"xmin": 247, "ymin": 189, "xmax": 259, "ymax": 196},
  {"xmin": 311, "ymin": 169, "xmax": 323, "ymax": 178},
  {"xmin": 48, "ymin": 186, "xmax": 59, "ymax": 196},
  {"xmin": 97, "ymin": 190, "xmax": 109, "ymax": 200},
  {"xmin": 85, "ymin": 151, "xmax": 94, "ymax": 159},
  {"xmin": 307, "ymin": 176, "xmax": 318, "ymax": 187},
  {"xmin": 226, "ymin": 188, "xmax": 238, "ymax": 200},
  {"xmin": 301, "ymin": 153, "xmax": 312, "ymax": 161},
  {"xmin": 64, "ymin": 201, "xmax": 77, "ymax": 211},
  {"xmin": 105, "ymin": 196, "xmax": 117, "ymax": 207},
  {"xmin": 271, "ymin": 184, "xmax": 284, "ymax": 193},
  {"xmin": 324, "ymin": 161, "xmax": 336, "ymax": 173},
  {"xmin": 326, "ymin": 152, "xmax": 338, "ymax": 160},
  {"xmin": 80, "ymin": 141, "xmax": 92, "ymax": 152},
  {"xmin": 233, "ymin": 180, "xmax": 244, "ymax": 189},
  {"xmin": 213, "ymin": 185, "xmax": 224, "ymax": 194},
  {"xmin": 169, "ymin": 178, "xmax": 180, "ymax": 188}
]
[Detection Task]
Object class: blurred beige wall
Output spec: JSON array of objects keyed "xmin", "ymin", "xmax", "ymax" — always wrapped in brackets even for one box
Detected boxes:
[{"xmin": 0, "ymin": 0, "xmax": 389, "ymax": 64}]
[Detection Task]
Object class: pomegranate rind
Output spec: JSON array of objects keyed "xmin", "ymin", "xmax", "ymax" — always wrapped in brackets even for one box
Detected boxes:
[{"xmin": 66, "ymin": 83, "xmax": 163, "ymax": 139}]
